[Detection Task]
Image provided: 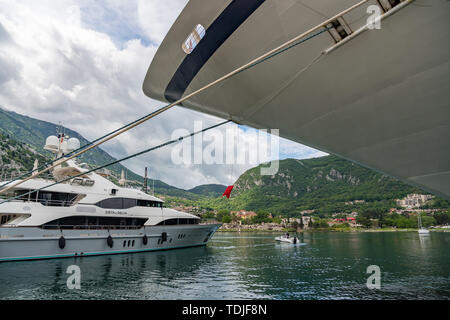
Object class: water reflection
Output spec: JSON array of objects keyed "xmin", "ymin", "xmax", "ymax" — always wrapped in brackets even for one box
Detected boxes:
[
  {"xmin": 418, "ymin": 233, "xmax": 431, "ymax": 248},
  {"xmin": 0, "ymin": 232, "xmax": 448, "ymax": 299}
]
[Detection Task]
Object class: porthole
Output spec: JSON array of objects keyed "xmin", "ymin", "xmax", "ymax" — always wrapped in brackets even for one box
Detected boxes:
[
  {"xmin": 123, "ymin": 240, "xmax": 126, "ymax": 247},
  {"xmin": 182, "ymin": 24, "xmax": 206, "ymax": 54},
  {"xmin": 128, "ymin": 240, "xmax": 131, "ymax": 247},
  {"xmin": 132, "ymin": 240, "xmax": 135, "ymax": 247}
]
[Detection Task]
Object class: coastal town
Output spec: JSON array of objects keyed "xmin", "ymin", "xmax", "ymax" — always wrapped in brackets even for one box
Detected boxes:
[{"xmin": 169, "ymin": 193, "xmax": 450, "ymax": 232}]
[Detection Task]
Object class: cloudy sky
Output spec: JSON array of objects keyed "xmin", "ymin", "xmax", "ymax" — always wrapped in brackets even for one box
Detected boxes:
[{"xmin": 0, "ymin": 0, "xmax": 326, "ymax": 189}]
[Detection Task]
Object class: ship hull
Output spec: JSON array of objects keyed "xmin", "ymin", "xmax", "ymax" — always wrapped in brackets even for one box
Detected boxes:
[
  {"xmin": 0, "ymin": 224, "xmax": 220, "ymax": 262},
  {"xmin": 143, "ymin": 0, "xmax": 450, "ymax": 199}
]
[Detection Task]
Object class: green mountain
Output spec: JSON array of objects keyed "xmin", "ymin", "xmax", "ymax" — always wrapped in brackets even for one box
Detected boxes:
[
  {"xmin": 0, "ymin": 107, "xmax": 142, "ymax": 179},
  {"xmin": 188, "ymin": 184, "xmax": 227, "ymax": 197},
  {"xmin": 197, "ymin": 156, "xmax": 427, "ymax": 216},
  {"xmin": 0, "ymin": 132, "xmax": 49, "ymax": 179}
]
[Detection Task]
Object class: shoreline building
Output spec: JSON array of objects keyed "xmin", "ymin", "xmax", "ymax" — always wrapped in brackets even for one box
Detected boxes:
[{"xmin": 397, "ymin": 194, "xmax": 433, "ymax": 209}]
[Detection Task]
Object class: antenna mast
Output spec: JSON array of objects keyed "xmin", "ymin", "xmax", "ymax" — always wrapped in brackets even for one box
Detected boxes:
[{"xmin": 144, "ymin": 167, "xmax": 148, "ymax": 193}]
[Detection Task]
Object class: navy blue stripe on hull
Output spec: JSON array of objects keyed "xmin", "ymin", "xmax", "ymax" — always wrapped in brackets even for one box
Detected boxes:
[{"xmin": 164, "ymin": 0, "xmax": 266, "ymax": 103}]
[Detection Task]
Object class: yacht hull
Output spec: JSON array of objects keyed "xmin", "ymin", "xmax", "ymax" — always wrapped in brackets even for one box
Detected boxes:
[
  {"xmin": 143, "ymin": 0, "xmax": 450, "ymax": 199},
  {"xmin": 0, "ymin": 224, "xmax": 220, "ymax": 262}
]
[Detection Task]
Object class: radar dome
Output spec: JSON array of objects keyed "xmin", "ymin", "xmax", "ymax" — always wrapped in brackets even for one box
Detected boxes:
[
  {"xmin": 67, "ymin": 138, "xmax": 80, "ymax": 151},
  {"xmin": 44, "ymin": 135, "xmax": 59, "ymax": 152}
]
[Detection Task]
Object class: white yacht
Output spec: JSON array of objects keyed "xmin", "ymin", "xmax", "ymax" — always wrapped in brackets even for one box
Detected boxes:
[
  {"xmin": 417, "ymin": 212, "xmax": 430, "ymax": 235},
  {"xmin": 0, "ymin": 134, "xmax": 220, "ymax": 262},
  {"xmin": 143, "ymin": 0, "xmax": 450, "ymax": 200}
]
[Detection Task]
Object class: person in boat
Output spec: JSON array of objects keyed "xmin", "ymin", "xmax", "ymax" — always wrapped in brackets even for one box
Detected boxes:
[{"xmin": 286, "ymin": 232, "xmax": 289, "ymax": 238}]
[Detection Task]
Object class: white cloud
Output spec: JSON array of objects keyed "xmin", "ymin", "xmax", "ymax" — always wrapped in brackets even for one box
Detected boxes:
[
  {"xmin": 137, "ymin": 0, "xmax": 188, "ymax": 44},
  {"xmin": 0, "ymin": 0, "xmax": 326, "ymax": 190}
]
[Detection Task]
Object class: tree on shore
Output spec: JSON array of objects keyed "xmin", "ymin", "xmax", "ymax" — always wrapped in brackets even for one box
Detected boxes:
[
  {"xmin": 231, "ymin": 212, "xmax": 240, "ymax": 225},
  {"xmin": 313, "ymin": 219, "xmax": 329, "ymax": 229},
  {"xmin": 434, "ymin": 211, "xmax": 450, "ymax": 225},
  {"xmin": 222, "ymin": 215, "xmax": 232, "ymax": 223},
  {"xmin": 251, "ymin": 211, "xmax": 271, "ymax": 224},
  {"xmin": 356, "ymin": 215, "xmax": 371, "ymax": 228},
  {"xmin": 216, "ymin": 210, "xmax": 230, "ymax": 222}
]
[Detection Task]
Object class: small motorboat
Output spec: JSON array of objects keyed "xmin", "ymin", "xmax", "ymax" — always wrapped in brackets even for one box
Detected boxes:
[{"xmin": 275, "ymin": 233, "xmax": 298, "ymax": 244}]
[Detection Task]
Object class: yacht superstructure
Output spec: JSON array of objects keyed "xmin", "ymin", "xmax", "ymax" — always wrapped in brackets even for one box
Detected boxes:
[
  {"xmin": 143, "ymin": 0, "xmax": 450, "ymax": 200},
  {"xmin": 0, "ymin": 133, "xmax": 220, "ymax": 262}
]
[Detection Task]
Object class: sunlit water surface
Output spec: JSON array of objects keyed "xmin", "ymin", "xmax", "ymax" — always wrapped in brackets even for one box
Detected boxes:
[{"xmin": 0, "ymin": 232, "xmax": 449, "ymax": 299}]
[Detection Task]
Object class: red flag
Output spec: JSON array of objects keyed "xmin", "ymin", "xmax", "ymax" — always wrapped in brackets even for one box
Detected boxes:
[{"xmin": 222, "ymin": 185, "xmax": 234, "ymax": 199}]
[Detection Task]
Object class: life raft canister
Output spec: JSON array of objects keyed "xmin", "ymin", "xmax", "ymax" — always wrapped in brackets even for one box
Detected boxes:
[
  {"xmin": 59, "ymin": 236, "xmax": 66, "ymax": 249},
  {"xmin": 143, "ymin": 234, "xmax": 148, "ymax": 245},
  {"xmin": 107, "ymin": 235, "xmax": 114, "ymax": 248}
]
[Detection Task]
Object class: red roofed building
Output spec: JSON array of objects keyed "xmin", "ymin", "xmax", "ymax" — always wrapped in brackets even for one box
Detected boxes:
[{"xmin": 234, "ymin": 210, "xmax": 257, "ymax": 220}]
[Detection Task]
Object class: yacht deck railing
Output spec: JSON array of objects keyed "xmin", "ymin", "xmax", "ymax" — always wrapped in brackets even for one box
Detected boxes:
[{"xmin": 0, "ymin": 196, "xmax": 76, "ymax": 207}]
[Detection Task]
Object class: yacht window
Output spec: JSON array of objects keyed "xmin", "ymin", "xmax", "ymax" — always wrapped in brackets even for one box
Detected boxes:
[
  {"xmin": 157, "ymin": 218, "xmax": 199, "ymax": 226},
  {"xmin": 87, "ymin": 216, "xmax": 98, "ymax": 225},
  {"xmin": 96, "ymin": 198, "xmax": 161, "ymax": 209},
  {"xmin": 41, "ymin": 216, "xmax": 148, "ymax": 229},
  {"xmin": 97, "ymin": 198, "xmax": 123, "ymax": 209},
  {"xmin": 13, "ymin": 190, "xmax": 32, "ymax": 201},
  {"xmin": 164, "ymin": 219, "xmax": 178, "ymax": 226},
  {"xmin": 13, "ymin": 190, "xmax": 79, "ymax": 207},
  {"xmin": 123, "ymin": 198, "xmax": 137, "ymax": 209},
  {"xmin": 56, "ymin": 216, "xmax": 87, "ymax": 226},
  {"xmin": 137, "ymin": 199, "xmax": 163, "ymax": 208},
  {"xmin": 182, "ymin": 24, "xmax": 206, "ymax": 54}
]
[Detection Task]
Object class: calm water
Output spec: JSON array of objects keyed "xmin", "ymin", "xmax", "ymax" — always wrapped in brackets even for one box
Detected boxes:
[{"xmin": 0, "ymin": 232, "xmax": 449, "ymax": 300}]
